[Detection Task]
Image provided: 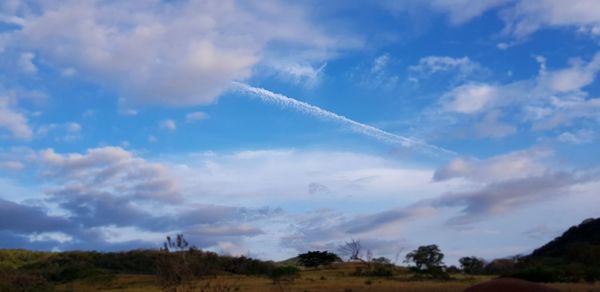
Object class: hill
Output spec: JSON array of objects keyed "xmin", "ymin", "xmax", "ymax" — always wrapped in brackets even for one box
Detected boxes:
[
  {"xmin": 531, "ymin": 217, "xmax": 600, "ymax": 258},
  {"xmin": 510, "ymin": 217, "xmax": 600, "ymax": 282}
]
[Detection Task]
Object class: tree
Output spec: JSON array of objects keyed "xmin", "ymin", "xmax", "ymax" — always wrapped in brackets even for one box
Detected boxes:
[
  {"xmin": 404, "ymin": 244, "xmax": 448, "ymax": 279},
  {"xmin": 297, "ymin": 251, "xmax": 340, "ymax": 268},
  {"xmin": 162, "ymin": 234, "xmax": 191, "ymax": 253},
  {"xmin": 404, "ymin": 245, "xmax": 444, "ymax": 271},
  {"xmin": 339, "ymin": 239, "xmax": 362, "ymax": 261},
  {"xmin": 459, "ymin": 256, "xmax": 485, "ymax": 275},
  {"xmin": 156, "ymin": 234, "xmax": 195, "ymax": 291}
]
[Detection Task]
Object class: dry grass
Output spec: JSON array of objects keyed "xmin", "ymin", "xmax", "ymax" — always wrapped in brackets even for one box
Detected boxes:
[{"xmin": 53, "ymin": 263, "xmax": 600, "ymax": 292}]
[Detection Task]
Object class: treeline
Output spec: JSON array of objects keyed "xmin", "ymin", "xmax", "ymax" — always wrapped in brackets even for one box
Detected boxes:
[
  {"xmin": 0, "ymin": 247, "xmax": 278, "ymax": 291},
  {"xmin": 1, "ymin": 228, "xmax": 599, "ymax": 291}
]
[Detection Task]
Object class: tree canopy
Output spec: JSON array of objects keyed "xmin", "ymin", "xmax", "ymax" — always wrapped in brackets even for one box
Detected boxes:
[{"xmin": 297, "ymin": 251, "xmax": 340, "ymax": 268}]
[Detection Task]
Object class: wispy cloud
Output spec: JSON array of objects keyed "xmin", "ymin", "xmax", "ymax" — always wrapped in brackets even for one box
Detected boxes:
[{"xmin": 232, "ymin": 82, "xmax": 455, "ymax": 156}]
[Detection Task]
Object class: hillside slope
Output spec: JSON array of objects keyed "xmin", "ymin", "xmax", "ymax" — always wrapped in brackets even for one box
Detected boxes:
[{"xmin": 530, "ymin": 217, "xmax": 600, "ymax": 258}]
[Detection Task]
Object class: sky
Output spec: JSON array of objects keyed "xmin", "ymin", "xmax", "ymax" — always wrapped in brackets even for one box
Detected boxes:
[{"xmin": 0, "ymin": 0, "xmax": 599, "ymax": 265}]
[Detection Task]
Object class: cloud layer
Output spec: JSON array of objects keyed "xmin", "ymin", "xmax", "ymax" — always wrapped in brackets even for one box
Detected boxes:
[{"xmin": 2, "ymin": 0, "xmax": 354, "ymax": 106}]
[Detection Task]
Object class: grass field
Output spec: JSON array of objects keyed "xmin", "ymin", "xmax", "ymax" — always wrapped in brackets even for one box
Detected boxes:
[{"xmin": 52, "ymin": 263, "xmax": 600, "ymax": 292}]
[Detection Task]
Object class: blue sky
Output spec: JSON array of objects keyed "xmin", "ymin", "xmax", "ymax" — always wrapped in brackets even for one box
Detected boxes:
[{"xmin": 1, "ymin": 0, "xmax": 599, "ymax": 264}]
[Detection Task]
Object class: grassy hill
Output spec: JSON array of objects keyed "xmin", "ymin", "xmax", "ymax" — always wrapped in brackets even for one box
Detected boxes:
[
  {"xmin": 531, "ymin": 217, "xmax": 600, "ymax": 258},
  {"xmin": 510, "ymin": 218, "xmax": 600, "ymax": 282}
]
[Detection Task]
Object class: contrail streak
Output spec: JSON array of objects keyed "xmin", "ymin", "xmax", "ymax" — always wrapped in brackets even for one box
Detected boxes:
[{"xmin": 231, "ymin": 82, "xmax": 456, "ymax": 156}]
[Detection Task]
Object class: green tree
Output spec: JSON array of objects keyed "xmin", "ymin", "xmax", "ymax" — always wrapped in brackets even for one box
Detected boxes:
[
  {"xmin": 404, "ymin": 245, "xmax": 448, "ymax": 279},
  {"xmin": 297, "ymin": 251, "xmax": 340, "ymax": 268},
  {"xmin": 459, "ymin": 256, "xmax": 485, "ymax": 275},
  {"xmin": 405, "ymin": 245, "xmax": 444, "ymax": 271}
]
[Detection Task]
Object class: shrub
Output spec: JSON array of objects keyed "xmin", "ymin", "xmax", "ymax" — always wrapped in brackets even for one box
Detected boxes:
[
  {"xmin": 297, "ymin": 251, "xmax": 340, "ymax": 268},
  {"xmin": 269, "ymin": 266, "xmax": 300, "ymax": 284},
  {"xmin": 459, "ymin": 256, "xmax": 485, "ymax": 275},
  {"xmin": 0, "ymin": 270, "xmax": 52, "ymax": 292}
]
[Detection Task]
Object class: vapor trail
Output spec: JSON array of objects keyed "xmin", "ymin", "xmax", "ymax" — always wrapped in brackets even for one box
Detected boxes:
[{"xmin": 231, "ymin": 82, "xmax": 456, "ymax": 156}]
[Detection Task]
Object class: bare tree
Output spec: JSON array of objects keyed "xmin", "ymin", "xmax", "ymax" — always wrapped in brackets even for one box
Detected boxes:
[
  {"xmin": 157, "ymin": 234, "xmax": 195, "ymax": 292},
  {"xmin": 338, "ymin": 239, "xmax": 363, "ymax": 261}
]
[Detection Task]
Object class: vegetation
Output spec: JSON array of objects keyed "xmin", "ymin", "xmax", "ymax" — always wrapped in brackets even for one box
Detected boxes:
[
  {"xmin": 507, "ymin": 218, "xmax": 600, "ymax": 282},
  {"xmin": 404, "ymin": 244, "xmax": 449, "ymax": 279},
  {"xmin": 459, "ymin": 256, "xmax": 485, "ymax": 275},
  {"xmin": 269, "ymin": 265, "xmax": 300, "ymax": 284},
  {"xmin": 0, "ymin": 218, "xmax": 599, "ymax": 290},
  {"xmin": 297, "ymin": 251, "xmax": 340, "ymax": 269}
]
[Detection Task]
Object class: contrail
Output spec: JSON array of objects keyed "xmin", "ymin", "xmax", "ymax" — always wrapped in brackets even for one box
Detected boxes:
[{"xmin": 231, "ymin": 82, "xmax": 456, "ymax": 156}]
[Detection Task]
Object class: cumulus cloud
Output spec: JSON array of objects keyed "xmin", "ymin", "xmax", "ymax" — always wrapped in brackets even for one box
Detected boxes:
[
  {"xmin": 39, "ymin": 147, "xmax": 180, "ymax": 203},
  {"xmin": 0, "ymin": 146, "xmax": 289, "ymax": 250},
  {"xmin": 0, "ymin": 93, "xmax": 32, "ymax": 140},
  {"xmin": 433, "ymin": 148, "xmax": 551, "ymax": 182},
  {"xmin": 442, "ymin": 83, "xmax": 499, "ymax": 114},
  {"xmin": 501, "ymin": 0, "xmax": 600, "ymax": 38},
  {"xmin": 438, "ymin": 52, "xmax": 600, "ymax": 138},
  {"xmin": 2, "ymin": 0, "xmax": 355, "ymax": 106},
  {"xmin": 17, "ymin": 52, "xmax": 37, "ymax": 73}
]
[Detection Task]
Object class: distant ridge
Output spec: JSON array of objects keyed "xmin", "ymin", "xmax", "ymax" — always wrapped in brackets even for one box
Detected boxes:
[{"xmin": 530, "ymin": 217, "xmax": 600, "ymax": 258}]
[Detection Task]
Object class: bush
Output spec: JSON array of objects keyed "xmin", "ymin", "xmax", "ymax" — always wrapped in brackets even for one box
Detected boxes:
[
  {"xmin": 297, "ymin": 251, "xmax": 340, "ymax": 268},
  {"xmin": 353, "ymin": 262, "xmax": 395, "ymax": 277},
  {"xmin": 0, "ymin": 270, "xmax": 52, "ymax": 292},
  {"xmin": 511, "ymin": 266, "xmax": 561, "ymax": 282},
  {"xmin": 269, "ymin": 266, "xmax": 300, "ymax": 284},
  {"xmin": 459, "ymin": 256, "xmax": 485, "ymax": 275},
  {"xmin": 222, "ymin": 256, "xmax": 276, "ymax": 275}
]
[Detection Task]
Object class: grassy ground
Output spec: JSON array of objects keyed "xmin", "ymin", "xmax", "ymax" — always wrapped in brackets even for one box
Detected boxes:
[{"xmin": 53, "ymin": 263, "xmax": 600, "ymax": 292}]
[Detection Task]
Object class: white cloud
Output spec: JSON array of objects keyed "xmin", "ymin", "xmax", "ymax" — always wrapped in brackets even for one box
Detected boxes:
[
  {"xmin": 431, "ymin": 147, "xmax": 596, "ymax": 225},
  {"xmin": 385, "ymin": 0, "xmax": 510, "ymax": 25},
  {"xmin": 185, "ymin": 112, "xmax": 209, "ymax": 123},
  {"xmin": 439, "ymin": 52, "xmax": 600, "ymax": 135},
  {"xmin": 539, "ymin": 54, "xmax": 600, "ymax": 93},
  {"xmin": 159, "ymin": 119, "xmax": 176, "ymax": 131},
  {"xmin": 0, "ymin": 161, "xmax": 24, "ymax": 171},
  {"xmin": 36, "ymin": 122, "xmax": 82, "ymax": 142},
  {"xmin": 558, "ymin": 129, "xmax": 595, "ymax": 144},
  {"xmin": 170, "ymin": 149, "xmax": 453, "ymax": 205},
  {"xmin": 501, "ymin": 0, "xmax": 600, "ymax": 38},
  {"xmin": 0, "ymin": 94, "xmax": 32, "ymax": 140},
  {"xmin": 357, "ymin": 53, "xmax": 400, "ymax": 90},
  {"xmin": 474, "ymin": 111, "xmax": 517, "ymax": 138},
  {"xmin": 410, "ymin": 56, "xmax": 484, "ymax": 77},
  {"xmin": 38, "ymin": 147, "xmax": 180, "ymax": 203},
  {"xmin": 5, "ymin": 0, "xmax": 355, "ymax": 106},
  {"xmin": 270, "ymin": 62, "xmax": 327, "ymax": 88},
  {"xmin": 434, "ymin": 148, "xmax": 552, "ymax": 183},
  {"xmin": 371, "ymin": 54, "xmax": 390, "ymax": 73},
  {"xmin": 442, "ymin": 83, "xmax": 498, "ymax": 114},
  {"xmin": 18, "ymin": 52, "xmax": 37, "ymax": 73}
]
